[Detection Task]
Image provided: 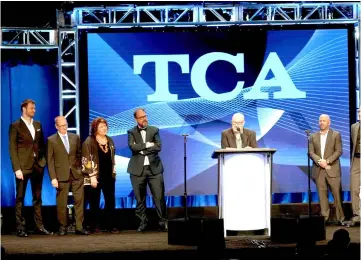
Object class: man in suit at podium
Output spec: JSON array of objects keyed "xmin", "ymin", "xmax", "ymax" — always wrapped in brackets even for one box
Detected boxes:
[
  {"xmin": 350, "ymin": 108, "xmax": 360, "ymax": 226},
  {"xmin": 221, "ymin": 113, "xmax": 258, "ymax": 149},
  {"xmin": 127, "ymin": 108, "xmax": 167, "ymax": 232},
  {"xmin": 47, "ymin": 116, "xmax": 89, "ymax": 235},
  {"xmin": 9, "ymin": 99, "xmax": 51, "ymax": 237},
  {"xmin": 308, "ymin": 114, "xmax": 345, "ymax": 224}
]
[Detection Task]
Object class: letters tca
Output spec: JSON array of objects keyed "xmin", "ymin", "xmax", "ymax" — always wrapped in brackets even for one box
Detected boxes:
[{"xmin": 133, "ymin": 52, "xmax": 306, "ymax": 102}]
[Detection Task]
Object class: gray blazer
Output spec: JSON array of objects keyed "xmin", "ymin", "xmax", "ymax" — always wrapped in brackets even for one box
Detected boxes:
[
  {"xmin": 47, "ymin": 132, "xmax": 82, "ymax": 182},
  {"xmin": 351, "ymin": 122, "xmax": 360, "ymax": 164},
  {"xmin": 308, "ymin": 129, "xmax": 343, "ymax": 178}
]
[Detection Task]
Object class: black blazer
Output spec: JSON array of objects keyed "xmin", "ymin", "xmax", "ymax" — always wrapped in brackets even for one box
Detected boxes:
[
  {"xmin": 9, "ymin": 118, "xmax": 46, "ymax": 174},
  {"xmin": 127, "ymin": 125, "xmax": 164, "ymax": 176},
  {"xmin": 221, "ymin": 127, "xmax": 258, "ymax": 149},
  {"xmin": 47, "ymin": 132, "xmax": 82, "ymax": 182}
]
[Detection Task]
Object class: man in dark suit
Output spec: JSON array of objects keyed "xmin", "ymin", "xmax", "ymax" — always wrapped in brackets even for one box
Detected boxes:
[
  {"xmin": 308, "ymin": 114, "xmax": 345, "ymax": 223},
  {"xmin": 350, "ymin": 108, "xmax": 360, "ymax": 226},
  {"xmin": 9, "ymin": 99, "xmax": 51, "ymax": 237},
  {"xmin": 47, "ymin": 116, "xmax": 89, "ymax": 235},
  {"xmin": 127, "ymin": 108, "xmax": 167, "ymax": 232},
  {"xmin": 221, "ymin": 113, "xmax": 258, "ymax": 149}
]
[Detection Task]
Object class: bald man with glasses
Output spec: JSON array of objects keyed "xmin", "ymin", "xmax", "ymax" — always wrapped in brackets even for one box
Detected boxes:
[
  {"xmin": 47, "ymin": 116, "xmax": 89, "ymax": 235},
  {"xmin": 221, "ymin": 113, "xmax": 258, "ymax": 149}
]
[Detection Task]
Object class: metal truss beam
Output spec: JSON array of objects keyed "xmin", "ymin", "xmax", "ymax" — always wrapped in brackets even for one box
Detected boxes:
[
  {"xmin": 61, "ymin": 2, "xmax": 360, "ymax": 28},
  {"xmin": 58, "ymin": 29, "xmax": 79, "ymax": 134},
  {"xmin": 0, "ymin": 28, "xmax": 57, "ymax": 49}
]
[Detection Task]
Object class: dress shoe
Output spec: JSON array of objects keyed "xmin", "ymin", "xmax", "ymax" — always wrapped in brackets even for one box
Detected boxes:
[
  {"xmin": 58, "ymin": 228, "xmax": 67, "ymax": 235},
  {"xmin": 17, "ymin": 230, "xmax": 28, "ymax": 237},
  {"xmin": 75, "ymin": 229, "xmax": 90, "ymax": 235},
  {"xmin": 90, "ymin": 227, "xmax": 102, "ymax": 234},
  {"xmin": 109, "ymin": 228, "xmax": 120, "ymax": 234},
  {"xmin": 137, "ymin": 223, "xmax": 147, "ymax": 232},
  {"xmin": 349, "ymin": 220, "xmax": 360, "ymax": 227},
  {"xmin": 35, "ymin": 228, "xmax": 52, "ymax": 235},
  {"xmin": 158, "ymin": 221, "xmax": 168, "ymax": 232}
]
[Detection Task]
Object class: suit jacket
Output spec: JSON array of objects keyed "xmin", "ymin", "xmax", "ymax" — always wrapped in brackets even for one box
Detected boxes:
[
  {"xmin": 351, "ymin": 122, "xmax": 360, "ymax": 164},
  {"xmin": 9, "ymin": 118, "xmax": 46, "ymax": 174},
  {"xmin": 127, "ymin": 125, "xmax": 164, "ymax": 176},
  {"xmin": 308, "ymin": 129, "xmax": 343, "ymax": 178},
  {"xmin": 221, "ymin": 128, "xmax": 258, "ymax": 149},
  {"xmin": 47, "ymin": 132, "xmax": 82, "ymax": 182}
]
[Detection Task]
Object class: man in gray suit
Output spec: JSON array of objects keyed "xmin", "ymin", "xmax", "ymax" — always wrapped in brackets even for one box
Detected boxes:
[
  {"xmin": 127, "ymin": 108, "xmax": 167, "ymax": 232},
  {"xmin": 47, "ymin": 116, "xmax": 88, "ymax": 235},
  {"xmin": 308, "ymin": 114, "xmax": 345, "ymax": 223},
  {"xmin": 221, "ymin": 113, "xmax": 258, "ymax": 149},
  {"xmin": 350, "ymin": 108, "xmax": 360, "ymax": 226}
]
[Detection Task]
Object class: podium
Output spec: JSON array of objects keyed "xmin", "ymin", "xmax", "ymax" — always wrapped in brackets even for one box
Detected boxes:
[{"xmin": 212, "ymin": 148, "xmax": 276, "ymax": 237}]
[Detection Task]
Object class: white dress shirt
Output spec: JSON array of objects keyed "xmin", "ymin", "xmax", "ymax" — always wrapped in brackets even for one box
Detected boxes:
[
  {"xmin": 320, "ymin": 130, "xmax": 329, "ymax": 159},
  {"xmin": 140, "ymin": 130, "xmax": 150, "ymax": 166},
  {"xmin": 21, "ymin": 116, "xmax": 35, "ymax": 140}
]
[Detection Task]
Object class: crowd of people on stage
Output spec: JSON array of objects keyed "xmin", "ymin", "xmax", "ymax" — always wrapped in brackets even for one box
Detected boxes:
[{"xmin": 8, "ymin": 98, "xmax": 360, "ymax": 237}]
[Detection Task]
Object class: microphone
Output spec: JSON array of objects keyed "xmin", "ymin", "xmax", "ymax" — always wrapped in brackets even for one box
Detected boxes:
[
  {"xmin": 305, "ymin": 130, "xmax": 311, "ymax": 136},
  {"xmin": 236, "ymin": 127, "xmax": 241, "ymax": 132},
  {"xmin": 182, "ymin": 133, "xmax": 189, "ymax": 136}
]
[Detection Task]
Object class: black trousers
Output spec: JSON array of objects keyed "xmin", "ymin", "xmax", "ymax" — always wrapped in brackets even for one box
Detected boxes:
[
  {"xmin": 57, "ymin": 172, "xmax": 84, "ymax": 231},
  {"xmin": 15, "ymin": 163, "xmax": 44, "ymax": 231},
  {"xmin": 85, "ymin": 177, "xmax": 116, "ymax": 230},
  {"xmin": 130, "ymin": 166, "xmax": 167, "ymax": 225}
]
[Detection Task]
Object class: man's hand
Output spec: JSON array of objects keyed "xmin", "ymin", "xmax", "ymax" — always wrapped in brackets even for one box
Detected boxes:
[
  {"xmin": 15, "ymin": 170, "xmax": 23, "ymax": 180},
  {"xmin": 90, "ymin": 176, "xmax": 98, "ymax": 188},
  {"xmin": 319, "ymin": 159, "xmax": 328, "ymax": 168},
  {"xmin": 146, "ymin": 142, "xmax": 154, "ymax": 148},
  {"xmin": 51, "ymin": 179, "xmax": 58, "ymax": 188}
]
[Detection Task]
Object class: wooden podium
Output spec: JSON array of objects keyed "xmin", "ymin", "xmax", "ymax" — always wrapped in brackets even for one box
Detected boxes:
[{"xmin": 212, "ymin": 148, "xmax": 276, "ymax": 237}]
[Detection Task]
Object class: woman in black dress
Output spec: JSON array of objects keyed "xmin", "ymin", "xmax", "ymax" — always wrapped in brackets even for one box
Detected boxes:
[{"xmin": 82, "ymin": 117, "xmax": 119, "ymax": 233}]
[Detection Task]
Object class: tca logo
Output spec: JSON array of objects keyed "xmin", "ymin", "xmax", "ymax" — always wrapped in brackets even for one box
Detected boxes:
[{"xmin": 133, "ymin": 52, "xmax": 306, "ymax": 102}]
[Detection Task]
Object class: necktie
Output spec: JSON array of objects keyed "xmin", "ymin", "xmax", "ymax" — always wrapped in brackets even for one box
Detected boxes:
[
  {"xmin": 63, "ymin": 135, "xmax": 69, "ymax": 153},
  {"xmin": 236, "ymin": 137, "xmax": 242, "ymax": 149}
]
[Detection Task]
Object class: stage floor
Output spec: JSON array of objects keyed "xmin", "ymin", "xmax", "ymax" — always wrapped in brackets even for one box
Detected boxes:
[{"xmin": 1, "ymin": 226, "xmax": 359, "ymax": 259}]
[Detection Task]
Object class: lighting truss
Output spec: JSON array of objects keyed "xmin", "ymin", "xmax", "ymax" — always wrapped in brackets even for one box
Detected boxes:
[
  {"xmin": 68, "ymin": 2, "xmax": 360, "ymax": 28},
  {"xmin": 0, "ymin": 28, "xmax": 57, "ymax": 49},
  {"xmin": 0, "ymin": 2, "xmax": 360, "ymax": 135},
  {"xmin": 58, "ymin": 29, "xmax": 79, "ymax": 134}
]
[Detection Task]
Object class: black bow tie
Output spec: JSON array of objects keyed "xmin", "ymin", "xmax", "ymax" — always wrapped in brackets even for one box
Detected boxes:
[{"xmin": 138, "ymin": 127, "xmax": 147, "ymax": 131}]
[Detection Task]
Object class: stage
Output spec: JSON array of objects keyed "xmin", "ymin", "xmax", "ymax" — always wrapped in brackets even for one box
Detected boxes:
[{"xmin": 1, "ymin": 226, "xmax": 360, "ymax": 259}]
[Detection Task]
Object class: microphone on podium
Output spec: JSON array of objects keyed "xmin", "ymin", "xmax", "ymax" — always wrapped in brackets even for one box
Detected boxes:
[
  {"xmin": 305, "ymin": 130, "xmax": 311, "ymax": 136},
  {"xmin": 182, "ymin": 133, "xmax": 189, "ymax": 136}
]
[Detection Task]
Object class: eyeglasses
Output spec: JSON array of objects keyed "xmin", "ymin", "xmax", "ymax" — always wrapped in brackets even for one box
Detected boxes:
[
  {"xmin": 57, "ymin": 124, "xmax": 68, "ymax": 128},
  {"xmin": 137, "ymin": 115, "xmax": 147, "ymax": 120},
  {"xmin": 232, "ymin": 121, "xmax": 244, "ymax": 126}
]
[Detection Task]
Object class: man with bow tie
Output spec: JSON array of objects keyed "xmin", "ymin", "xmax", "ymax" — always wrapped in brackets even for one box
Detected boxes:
[
  {"xmin": 9, "ymin": 99, "xmax": 50, "ymax": 237},
  {"xmin": 47, "ymin": 116, "xmax": 89, "ymax": 235},
  {"xmin": 127, "ymin": 108, "xmax": 167, "ymax": 232}
]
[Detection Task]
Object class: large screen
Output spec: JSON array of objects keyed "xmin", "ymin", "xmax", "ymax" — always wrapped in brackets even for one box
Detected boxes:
[{"xmin": 85, "ymin": 27, "xmax": 353, "ymax": 207}]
